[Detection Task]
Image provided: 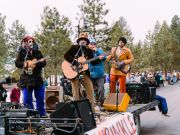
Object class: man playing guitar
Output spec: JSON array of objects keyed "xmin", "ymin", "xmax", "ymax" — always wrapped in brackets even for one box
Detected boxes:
[
  {"xmin": 15, "ymin": 36, "xmax": 47, "ymax": 117},
  {"xmin": 107, "ymin": 37, "xmax": 134, "ymax": 93},
  {"xmin": 63, "ymin": 32, "xmax": 95, "ymax": 111}
]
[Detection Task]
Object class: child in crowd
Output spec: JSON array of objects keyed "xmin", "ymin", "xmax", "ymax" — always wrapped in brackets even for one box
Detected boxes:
[{"xmin": 10, "ymin": 83, "xmax": 21, "ymax": 104}]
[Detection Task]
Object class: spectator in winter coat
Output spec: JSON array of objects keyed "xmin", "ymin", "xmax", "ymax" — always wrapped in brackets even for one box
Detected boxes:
[
  {"xmin": 10, "ymin": 83, "xmax": 21, "ymax": 103},
  {"xmin": 147, "ymin": 72, "xmax": 157, "ymax": 87},
  {"xmin": 0, "ymin": 84, "xmax": 7, "ymax": 102}
]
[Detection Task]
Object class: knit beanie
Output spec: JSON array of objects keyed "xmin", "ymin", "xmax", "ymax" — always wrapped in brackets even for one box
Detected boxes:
[{"xmin": 118, "ymin": 37, "xmax": 127, "ymax": 44}]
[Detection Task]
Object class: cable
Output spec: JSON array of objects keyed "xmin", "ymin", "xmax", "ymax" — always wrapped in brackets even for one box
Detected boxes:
[{"xmin": 51, "ymin": 118, "xmax": 82, "ymax": 134}]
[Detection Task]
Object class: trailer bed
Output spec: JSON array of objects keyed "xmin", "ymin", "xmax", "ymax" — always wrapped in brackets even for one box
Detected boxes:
[{"xmin": 127, "ymin": 100, "xmax": 159, "ymax": 117}]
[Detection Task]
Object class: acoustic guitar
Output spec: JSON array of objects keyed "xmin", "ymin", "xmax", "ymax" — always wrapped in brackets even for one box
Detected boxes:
[
  {"xmin": 62, "ymin": 53, "xmax": 108, "ymax": 79},
  {"xmin": 108, "ymin": 60, "xmax": 131, "ymax": 74},
  {"xmin": 24, "ymin": 55, "xmax": 50, "ymax": 75}
]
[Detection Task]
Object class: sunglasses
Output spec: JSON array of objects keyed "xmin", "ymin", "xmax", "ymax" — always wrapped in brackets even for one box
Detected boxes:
[
  {"xmin": 79, "ymin": 40, "xmax": 87, "ymax": 45},
  {"xmin": 28, "ymin": 40, "xmax": 33, "ymax": 44}
]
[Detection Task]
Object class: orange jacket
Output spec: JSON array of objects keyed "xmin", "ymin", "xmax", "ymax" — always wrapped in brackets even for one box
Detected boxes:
[{"xmin": 107, "ymin": 46, "xmax": 134, "ymax": 76}]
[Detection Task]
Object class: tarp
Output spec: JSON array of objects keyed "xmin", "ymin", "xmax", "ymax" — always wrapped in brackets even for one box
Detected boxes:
[{"xmin": 85, "ymin": 112, "xmax": 137, "ymax": 135}]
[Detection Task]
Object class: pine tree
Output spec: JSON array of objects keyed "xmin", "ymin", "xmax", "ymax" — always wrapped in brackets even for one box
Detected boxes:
[
  {"xmin": 7, "ymin": 20, "xmax": 27, "ymax": 60},
  {"xmin": 78, "ymin": 0, "xmax": 109, "ymax": 47},
  {"xmin": 6, "ymin": 20, "xmax": 28, "ymax": 79},
  {"xmin": 170, "ymin": 15, "xmax": 180, "ymax": 69},
  {"xmin": 131, "ymin": 41, "xmax": 143, "ymax": 71},
  {"xmin": 35, "ymin": 6, "xmax": 72, "ymax": 82},
  {"xmin": 0, "ymin": 13, "xmax": 8, "ymax": 75},
  {"xmin": 107, "ymin": 17, "xmax": 134, "ymax": 50}
]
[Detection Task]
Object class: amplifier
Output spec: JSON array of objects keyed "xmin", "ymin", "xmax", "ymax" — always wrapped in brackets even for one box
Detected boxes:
[
  {"xmin": 103, "ymin": 93, "xmax": 130, "ymax": 112},
  {"xmin": 5, "ymin": 109, "xmax": 40, "ymax": 118},
  {"xmin": 126, "ymin": 83, "xmax": 156, "ymax": 104},
  {"xmin": 4, "ymin": 109, "xmax": 40, "ymax": 133}
]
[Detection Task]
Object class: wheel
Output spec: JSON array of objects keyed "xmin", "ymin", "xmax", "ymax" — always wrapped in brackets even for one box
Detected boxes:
[{"xmin": 134, "ymin": 115, "xmax": 140, "ymax": 135}]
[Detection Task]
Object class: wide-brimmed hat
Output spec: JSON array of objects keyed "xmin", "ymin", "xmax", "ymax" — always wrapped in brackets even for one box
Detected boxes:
[{"xmin": 77, "ymin": 32, "xmax": 89, "ymax": 45}]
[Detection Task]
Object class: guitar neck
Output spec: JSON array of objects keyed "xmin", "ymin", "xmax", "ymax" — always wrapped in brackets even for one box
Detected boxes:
[
  {"xmin": 33, "ymin": 57, "xmax": 47, "ymax": 65},
  {"xmin": 33, "ymin": 56, "xmax": 49, "ymax": 65},
  {"xmin": 82, "ymin": 57, "xmax": 99, "ymax": 64},
  {"xmin": 34, "ymin": 59, "xmax": 42, "ymax": 64},
  {"xmin": 82, "ymin": 52, "xmax": 109, "ymax": 65}
]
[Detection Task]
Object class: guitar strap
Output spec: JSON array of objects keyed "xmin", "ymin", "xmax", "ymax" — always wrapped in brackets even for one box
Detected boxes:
[
  {"xmin": 113, "ymin": 47, "xmax": 119, "ymax": 62},
  {"xmin": 113, "ymin": 47, "xmax": 125, "ymax": 62}
]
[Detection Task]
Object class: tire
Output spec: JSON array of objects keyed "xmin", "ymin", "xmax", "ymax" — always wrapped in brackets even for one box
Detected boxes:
[{"xmin": 134, "ymin": 115, "xmax": 140, "ymax": 135}]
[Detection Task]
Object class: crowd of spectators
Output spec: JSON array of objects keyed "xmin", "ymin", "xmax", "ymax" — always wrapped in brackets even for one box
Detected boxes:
[{"xmin": 126, "ymin": 71, "xmax": 179, "ymax": 86}]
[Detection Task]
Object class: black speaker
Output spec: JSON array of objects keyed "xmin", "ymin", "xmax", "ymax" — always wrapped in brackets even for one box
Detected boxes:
[
  {"xmin": 126, "ymin": 83, "xmax": 156, "ymax": 104},
  {"xmin": 50, "ymin": 99, "xmax": 96, "ymax": 134},
  {"xmin": 139, "ymin": 82, "xmax": 151, "ymax": 103},
  {"xmin": 149, "ymin": 87, "xmax": 156, "ymax": 101}
]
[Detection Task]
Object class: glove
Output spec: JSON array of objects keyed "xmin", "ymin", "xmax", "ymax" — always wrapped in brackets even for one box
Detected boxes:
[{"xmin": 117, "ymin": 61, "xmax": 125, "ymax": 70}]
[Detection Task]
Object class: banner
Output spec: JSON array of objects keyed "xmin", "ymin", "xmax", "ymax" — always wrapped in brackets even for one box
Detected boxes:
[{"xmin": 85, "ymin": 112, "xmax": 137, "ymax": 135}]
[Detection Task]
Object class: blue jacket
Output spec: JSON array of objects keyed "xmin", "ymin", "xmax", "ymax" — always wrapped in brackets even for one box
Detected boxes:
[{"xmin": 89, "ymin": 48, "xmax": 106, "ymax": 78}]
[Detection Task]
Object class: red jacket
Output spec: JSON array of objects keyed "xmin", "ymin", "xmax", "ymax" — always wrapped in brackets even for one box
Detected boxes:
[{"xmin": 10, "ymin": 88, "xmax": 21, "ymax": 103}]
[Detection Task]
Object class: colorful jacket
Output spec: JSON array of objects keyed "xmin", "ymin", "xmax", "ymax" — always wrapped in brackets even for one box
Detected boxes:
[
  {"xmin": 88, "ymin": 48, "xmax": 106, "ymax": 78},
  {"xmin": 15, "ymin": 49, "xmax": 46, "ymax": 88},
  {"xmin": 10, "ymin": 87, "xmax": 21, "ymax": 103},
  {"xmin": 107, "ymin": 46, "xmax": 134, "ymax": 76}
]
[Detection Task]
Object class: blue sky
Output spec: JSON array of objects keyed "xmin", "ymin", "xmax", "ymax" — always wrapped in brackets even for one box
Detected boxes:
[{"xmin": 0, "ymin": 0, "xmax": 179, "ymax": 43}]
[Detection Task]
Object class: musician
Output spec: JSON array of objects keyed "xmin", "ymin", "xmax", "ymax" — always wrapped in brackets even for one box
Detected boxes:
[
  {"xmin": 15, "ymin": 36, "xmax": 47, "ymax": 117},
  {"xmin": 107, "ymin": 37, "xmax": 134, "ymax": 93},
  {"xmin": 88, "ymin": 36, "xmax": 106, "ymax": 107},
  {"xmin": 64, "ymin": 32, "xmax": 95, "ymax": 111}
]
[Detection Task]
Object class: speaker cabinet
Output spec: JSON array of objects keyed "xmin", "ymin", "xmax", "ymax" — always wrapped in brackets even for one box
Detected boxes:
[
  {"xmin": 45, "ymin": 86, "xmax": 63, "ymax": 110},
  {"xmin": 103, "ymin": 93, "xmax": 130, "ymax": 112},
  {"xmin": 50, "ymin": 99, "xmax": 96, "ymax": 133},
  {"xmin": 126, "ymin": 83, "xmax": 156, "ymax": 104}
]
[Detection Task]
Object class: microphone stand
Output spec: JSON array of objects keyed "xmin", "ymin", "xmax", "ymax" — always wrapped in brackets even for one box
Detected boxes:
[
  {"xmin": 116, "ymin": 85, "xmax": 119, "ymax": 112},
  {"xmin": 23, "ymin": 48, "xmax": 31, "ymax": 108},
  {"xmin": 113, "ymin": 46, "xmax": 119, "ymax": 112}
]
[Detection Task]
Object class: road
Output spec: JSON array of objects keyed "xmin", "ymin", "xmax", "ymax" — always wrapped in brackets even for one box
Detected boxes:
[{"xmin": 140, "ymin": 82, "xmax": 180, "ymax": 135}]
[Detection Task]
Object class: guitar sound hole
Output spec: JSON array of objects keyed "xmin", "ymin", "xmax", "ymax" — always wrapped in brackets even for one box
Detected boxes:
[{"xmin": 71, "ymin": 66, "xmax": 77, "ymax": 71}]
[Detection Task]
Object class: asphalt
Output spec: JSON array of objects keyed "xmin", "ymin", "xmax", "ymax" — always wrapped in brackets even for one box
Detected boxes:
[{"xmin": 140, "ymin": 81, "xmax": 180, "ymax": 135}]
